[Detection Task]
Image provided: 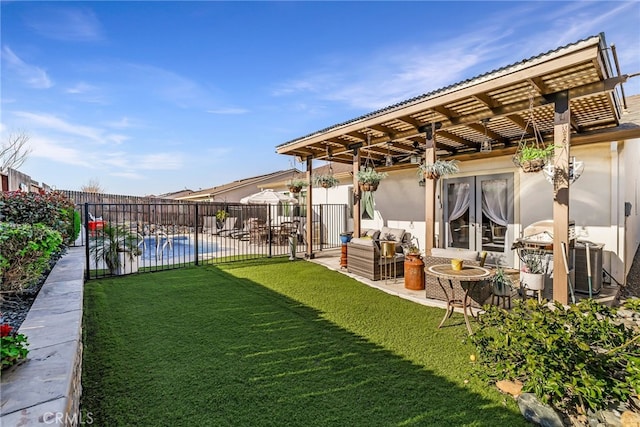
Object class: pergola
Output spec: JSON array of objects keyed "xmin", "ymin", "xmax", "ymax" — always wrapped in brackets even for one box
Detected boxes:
[{"xmin": 276, "ymin": 33, "xmax": 640, "ymax": 304}]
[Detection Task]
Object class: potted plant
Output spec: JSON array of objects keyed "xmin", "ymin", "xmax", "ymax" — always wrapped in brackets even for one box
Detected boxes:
[
  {"xmin": 287, "ymin": 179, "xmax": 308, "ymax": 194},
  {"xmin": 339, "ymin": 231, "xmax": 353, "ymax": 244},
  {"xmin": 492, "ymin": 264, "xmax": 512, "ymax": 296},
  {"xmin": 313, "ymin": 174, "xmax": 340, "ymax": 189},
  {"xmin": 519, "ymin": 249, "xmax": 546, "ymax": 291},
  {"xmin": 215, "ymin": 209, "xmax": 229, "ymax": 229},
  {"xmin": 90, "ymin": 223, "xmax": 143, "ymax": 275},
  {"xmin": 356, "ymin": 167, "xmax": 387, "ymax": 192},
  {"xmin": 514, "ymin": 144, "xmax": 555, "ymax": 173},
  {"xmin": 405, "ymin": 244, "xmax": 422, "ymax": 259},
  {"xmin": 418, "ymin": 159, "xmax": 459, "ymax": 180}
]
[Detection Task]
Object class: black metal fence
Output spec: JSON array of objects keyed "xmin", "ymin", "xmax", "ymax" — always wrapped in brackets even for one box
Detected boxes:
[{"xmin": 80, "ymin": 202, "xmax": 348, "ymax": 279}]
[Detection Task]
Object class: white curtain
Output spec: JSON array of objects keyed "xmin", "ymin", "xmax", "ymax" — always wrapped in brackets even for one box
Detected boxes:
[
  {"xmin": 481, "ymin": 179, "xmax": 508, "ymax": 226},
  {"xmin": 446, "ymin": 182, "xmax": 470, "ymax": 244}
]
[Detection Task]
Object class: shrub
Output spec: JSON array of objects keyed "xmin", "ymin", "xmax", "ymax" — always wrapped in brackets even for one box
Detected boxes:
[
  {"xmin": 0, "ymin": 191, "xmax": 76, "ymax": 244},
  {"xmin": 1, "ymin": 323, "xmax": 29, "ymax": 369},
  {"xmin": 0, "ymin": 222, "xmax": 63, "ymax": 292},
  {"xmin": 68, "ymin": 209, "xmax": 81, "ymax": 243},
  {"xmin": 469, "ymin": 298, "xmax": 639, "ymax": 415}
]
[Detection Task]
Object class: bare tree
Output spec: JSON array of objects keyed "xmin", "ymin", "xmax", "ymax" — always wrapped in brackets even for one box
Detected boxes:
[
  {"xmin": 81, "ymin": 178, "xmax": 105, "ymax": 194},
  {"xmin": 1, "ymin": 130, "xmax": 32, "ymax": 173}
]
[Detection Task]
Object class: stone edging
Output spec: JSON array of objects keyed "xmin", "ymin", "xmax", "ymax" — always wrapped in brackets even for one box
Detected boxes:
[{"xmin": 1, "ymin": 247, "xmax": 86, "ymax": 426}]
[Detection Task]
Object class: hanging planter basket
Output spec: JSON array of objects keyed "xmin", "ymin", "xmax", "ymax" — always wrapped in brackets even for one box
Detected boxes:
[
  {"xmin": 418, "ymin": 159, "xmax": 459, "ymax": 181},
  {"xmin": 424, "ymin": 171, "xmax": 440, "ymax": 180},
  {"xmin": 359, "ymin": 182, "xmax": 379, "ymax": 192},
  {"xmin": 520, "ymin": 158, "xmax": 546, "ymax": 173},
  {"xmin": 513, "ymin": 90, "xmax": 554, "ymax": 174}
]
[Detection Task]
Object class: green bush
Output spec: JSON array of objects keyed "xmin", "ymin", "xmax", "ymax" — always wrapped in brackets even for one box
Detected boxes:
[
  {"xmin": 67, "ymin": 209, "xmax": 81, "ymax": 243},
  {"xmin": 0, "ymin": 191, "xmax": 76, "ymax": 244},
  {"xmin": 0, "ymin": 222, "xmax": 63, "ymax": 292},
  {"xmin": 469, "ymin": 298, "xmax": 639, "ymax": 415}
]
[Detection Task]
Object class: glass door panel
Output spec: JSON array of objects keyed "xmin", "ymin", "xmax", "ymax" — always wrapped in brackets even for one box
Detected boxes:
[
  {"xmin": 443, "ymin": 173, "xmax": 514, "ymax": 266},
  {"xmin": 443, "ymin": 178, "xmax": 475, "ymax": 250}
]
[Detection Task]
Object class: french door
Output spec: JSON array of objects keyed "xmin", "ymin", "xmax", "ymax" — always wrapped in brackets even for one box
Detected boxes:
[{"xmin": 442, "ymin": 173, "xmax": 514, "ymax": 266}]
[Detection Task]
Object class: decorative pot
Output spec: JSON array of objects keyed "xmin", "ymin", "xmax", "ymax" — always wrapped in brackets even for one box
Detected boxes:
[
  {"xmin": 493, "ymin": 282, "xmax": 511, "ymax": 296},
  {"xmin": 520, "ymin": 159, "xmax": 545, "ymax": 173},
  {"xmin": 359, "ymin": 182, "xmax": 379, "ymax": 192},
  {"xmin": 404, "ymin": 254, "xmax": 425, "ymax": 290},
  {"xmin": 339, "ymin": 232, "xmax": 353, "ymax": 244},
  {"xmin": 451, "ymin": 258, "xmax": 463, "ymax": 271},
  {"xmin": 520, "ymin": 271, "xmax": 544, "ymax": 290},
  {"xmin": 381, "ymin": 241, "xmax": 396, "ymax": 258},
  {"xmin": 115, "ymin": 252, "xmax": 139, "ymax": 275},
  {"xmin": 424, "ymin": 171, "xmax": 440, "ymax": 180}
]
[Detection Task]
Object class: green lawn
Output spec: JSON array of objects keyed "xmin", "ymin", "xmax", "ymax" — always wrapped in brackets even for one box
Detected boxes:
[{"xmin": 82, "ymin": 257, "xmax": 528, "ymax": 426}]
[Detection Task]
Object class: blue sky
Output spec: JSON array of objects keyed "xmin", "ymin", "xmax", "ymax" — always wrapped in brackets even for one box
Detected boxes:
[{"xmin": 2, "ymin": 1, "xmax": 639, "ymax": 196}]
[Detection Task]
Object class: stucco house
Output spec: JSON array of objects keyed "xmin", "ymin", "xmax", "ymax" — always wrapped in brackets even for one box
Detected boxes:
[
  {"xmin": 166, "ymin": 168, "xmax": 305, "ymax": 203},
  {"xmin": 275, "ymin": 33, "xmax": 640, "ymax": 304}
]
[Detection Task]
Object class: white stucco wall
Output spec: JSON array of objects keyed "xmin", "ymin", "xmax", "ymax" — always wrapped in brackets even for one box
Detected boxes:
[
  {"xmin": 622, "ymin": 137, "xmax": 640, "ymax": 282},
  {"xmin": 304, "ymin": 140, "xmax": 639, "ymax": 283}
]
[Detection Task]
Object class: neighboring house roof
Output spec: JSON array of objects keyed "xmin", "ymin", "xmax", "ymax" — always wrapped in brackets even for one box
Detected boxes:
[
  {"xmin": 276, "ymin": 33, "xmax": 640, "ymax": 168},
  {"xmin": 156, "ymin": 189, "xmax": 194, "ymax": 199},
  {"xmin": 169, "ymin": 169, "xmax": 304, "ymax": 201}
]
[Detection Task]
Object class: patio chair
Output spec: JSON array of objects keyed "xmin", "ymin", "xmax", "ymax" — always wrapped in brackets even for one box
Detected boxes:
[
  {"xmin": 213, "ymin": 216, "xmax": 237, "ymax": 236},
  {"xmin": 277, "ymin": 221, "xmax": 299, "ymax": 245},
  {"xmin": 247, "ymin": 218, "xmax": 269, "ymax": 244}
]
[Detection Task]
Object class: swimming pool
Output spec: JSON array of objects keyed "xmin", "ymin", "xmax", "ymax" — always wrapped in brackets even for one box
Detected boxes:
[{"xmin": 140, "ymin": 235, "xmax": 218, "ymax": 262}]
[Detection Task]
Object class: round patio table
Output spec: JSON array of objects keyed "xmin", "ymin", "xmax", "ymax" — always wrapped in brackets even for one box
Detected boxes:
[{"xmin": 425, "ymin": 264, "xmax": 493, "ymax": 334}]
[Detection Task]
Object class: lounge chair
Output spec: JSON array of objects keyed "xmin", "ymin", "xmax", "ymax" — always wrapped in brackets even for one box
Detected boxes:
[{"xmin": 214, "ymin": 217, "xmax": 238, "ymax": 236}]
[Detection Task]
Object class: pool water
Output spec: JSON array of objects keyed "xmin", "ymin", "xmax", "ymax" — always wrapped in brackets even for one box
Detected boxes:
[{"xmin": 140, "ymin": 235, "xmax": 218, "ymax": 261}]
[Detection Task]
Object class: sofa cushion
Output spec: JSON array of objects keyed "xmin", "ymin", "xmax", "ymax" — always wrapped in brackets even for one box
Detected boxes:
[
  {"xmin": 430, "ymin": 248, "xmax": 479, "ymax": 261},
  {"xmin": 350, "ymin": 237, "xmax": 375, "ymax": 247},
  {"xmin": 360, "ymin": 229, "xmax": 380, "ymax": 240},
  {"xmin": 379, "ymin": 227, "xmax": 404, "ymax": 244}
]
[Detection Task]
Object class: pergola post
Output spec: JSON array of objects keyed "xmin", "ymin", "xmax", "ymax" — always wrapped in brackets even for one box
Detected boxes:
[
  {"xmin": 552, "ymin": 90, "xmax": 571, "ymax": 304},
  {"xmin": 305, "ymin": 156, "xmax": 314, "ymax": 259},
  {"xmin": 424, "ymin": 124, "xmax": 437, "ymax": 255},
  {"xmin": 352, "ymin": 149, "xmax": 361, "ymax": 238}
]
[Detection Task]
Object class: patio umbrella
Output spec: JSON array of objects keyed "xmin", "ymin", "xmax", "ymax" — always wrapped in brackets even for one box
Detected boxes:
[{"xmin": 240, "ymin": 189, "xmax": 298, "ymax": 205}]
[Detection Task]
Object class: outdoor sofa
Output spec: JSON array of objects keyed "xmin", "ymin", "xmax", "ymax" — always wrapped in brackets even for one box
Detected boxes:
[{"xmin": 346, "ymin": 226, "xmax": 410, "ymax": 281}]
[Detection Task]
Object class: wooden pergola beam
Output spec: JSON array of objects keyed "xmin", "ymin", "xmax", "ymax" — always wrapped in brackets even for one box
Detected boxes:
[{"xmin": 552, "ymin": 90, "xmax": 571, "ymax": 305}]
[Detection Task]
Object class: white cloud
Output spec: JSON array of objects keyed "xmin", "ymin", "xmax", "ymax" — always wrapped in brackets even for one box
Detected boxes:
[
  {"xmin": 138, "ymin": 153, "xmax": 184, "ymax": 170},
  {"xmin": 12, "ymin": 111, "xmax": 130, "ymax": 146},
  {"xmin": 64, "ymin": 81, "xmax": 109, "ymax": 104},
  {"xmin": 28, "ymin": 135, "xmax": 92, "ymax": 167},
  {"xmin": 13, "ymin": 111, "xmax": 105, "ymax": 142},
  {"xmin": 105, "ymin": 117, "xmax": 136, "ymax": 129},
  {"xmin": 206, "ymin": 108, "xmax": 249, "ymax": 115},
  {"xmin": 1, "ymin": 46, "xmax": 52, "ymax": 89},
  {"xmin": 110, "ymin": 171, "xmax": 144, "ymax": 180},
  {"xmin": 26, "ymin": 7, "xmax": 104, "ymax": 42},
  {"xmin": 65, "ymin": 82, "xmax": 96, "ymax": 94}
]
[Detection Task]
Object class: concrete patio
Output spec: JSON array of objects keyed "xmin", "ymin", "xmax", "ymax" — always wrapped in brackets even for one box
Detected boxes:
[{"xmin": 307, "ymin": 248, "xmax": 621, "ymax": 312}]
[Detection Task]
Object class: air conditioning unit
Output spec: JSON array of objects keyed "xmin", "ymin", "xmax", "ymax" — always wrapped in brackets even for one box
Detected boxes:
[{"xmin": 574, "ymin": 241, "xmax": 603, "ymax": 295}]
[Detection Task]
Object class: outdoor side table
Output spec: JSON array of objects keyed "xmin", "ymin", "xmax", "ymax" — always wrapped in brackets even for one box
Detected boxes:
[
  {"xmin": 381, "ymin": 254, "xmax": 398, "ymax": 285},
  {"xmin": 425, "ymin": 264, "xmax": 493, "ymax": 335}
]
